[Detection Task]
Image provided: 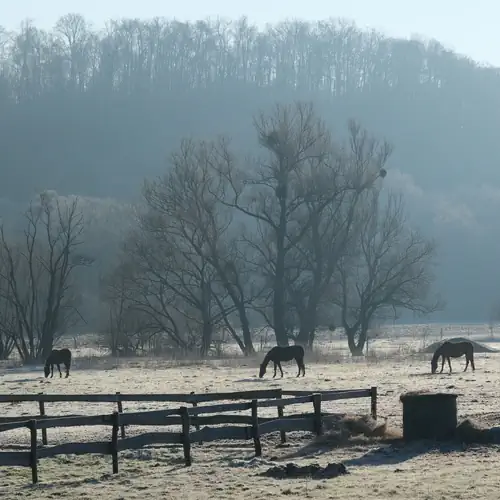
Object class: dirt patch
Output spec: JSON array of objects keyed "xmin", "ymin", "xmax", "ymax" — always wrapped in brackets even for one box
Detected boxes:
[{"xmin": 259, "ymin": 462, "xmax": 348, "ymax": 479}]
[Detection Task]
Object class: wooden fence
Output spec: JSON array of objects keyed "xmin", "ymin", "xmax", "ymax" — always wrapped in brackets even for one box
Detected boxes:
[{"xmin": 0, "ymin": 387, "xmax": 377, "ymax": 484}]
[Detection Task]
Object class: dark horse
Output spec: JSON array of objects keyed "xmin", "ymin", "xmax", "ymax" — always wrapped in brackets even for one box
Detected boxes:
[
  {"xmin": 431, "ymin": 340, "xmax": 475, "ymax": 374},
  {"xmin": 44, "ymin": 348, "xmax": 72, "ymax": 378},
  {"xmin": 259, "ymin": 345, "xmax": 305, "ymax": 378}
]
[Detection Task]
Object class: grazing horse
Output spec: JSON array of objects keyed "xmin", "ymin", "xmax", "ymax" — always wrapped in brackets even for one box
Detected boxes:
[
  {"xmin": 431, "ymin": 340, "xmax": 475, "ymax": 374},
  {"xmin": 44, "ymin": 348, "xmax": 72, "ymax": 379},
  {"xmin": 259, "ymin": 345, "xmax": 305, "ymax": 378}
]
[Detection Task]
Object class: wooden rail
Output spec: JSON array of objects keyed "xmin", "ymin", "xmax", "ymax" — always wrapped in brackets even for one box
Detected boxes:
[
  {"xmin": 0, "ymin": 387, "xmax": 376, "ymax": 441},
  {"xmin": 0, "ymin": 387, "xmax": 377, "ymax": 484}
]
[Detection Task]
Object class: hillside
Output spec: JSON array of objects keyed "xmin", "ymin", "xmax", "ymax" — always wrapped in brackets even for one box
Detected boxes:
[{"xmin": 1, "ymin": 15, "xmax": 500, "ymax": 322}]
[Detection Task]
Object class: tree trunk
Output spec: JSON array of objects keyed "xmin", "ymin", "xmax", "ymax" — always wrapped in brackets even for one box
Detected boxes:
[
  {"xmin": 272, "ymin": 269, "xmax": 288, "ymax": 346},
  {"xmin": 200, "ymin": 320, "xmax": 213, "ymax": 358},
  {"xmin": 345, "ymin": 326, "xmax": 368, "ymax": 356},
  {"xmin": 40, "ymin": 332, "xmax": 55, "ymax": 362},
  {"xmin": 239, "ymin": 312, "xmax": 255, "ymax": 355},
  {"xmin": 228, "ymin": 290, "xmax": 255, "ymax": 354},
  {"xmin": 296, "ymin": 301, "xmax": 319, "ymax": 349},
  {"xmin": 273, "ymin": 191, "xmax": 289, "ymax": 347}
]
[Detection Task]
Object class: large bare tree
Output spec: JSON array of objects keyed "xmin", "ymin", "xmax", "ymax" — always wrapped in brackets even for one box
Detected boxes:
[
  {"xmin": 98, "ymin": 260, "xmax": 158, "ymax": 356},
  {"xmin": 0, "ymin": 192, "xmax": 91, "ymax": 362},
  {"xmin": 114, "ymin": 210, "xmax": 234, "ymax": 357},
  {"xmin": 210, "ymin": 103, "xmax": 390, "ymax": 347},
  {"xmin": 142, "ymin": 138, "xmax": 258, "ymax": 355},
  {"xmin": 284, "ymin": 120, "xmax": 391, "ymax": 347},
  {"xmin": 336, "ymin": 191, "xmax": 443, "ymax": 355},
  {"xmin": 211, "ymin": 102, "xmax": 343, "ymax": 345}
]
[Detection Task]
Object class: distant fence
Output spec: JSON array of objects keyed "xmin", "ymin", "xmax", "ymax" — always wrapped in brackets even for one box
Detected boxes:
[{"xmin": 0, "ymin": 387, "xmax": 377, "ymax": 484}]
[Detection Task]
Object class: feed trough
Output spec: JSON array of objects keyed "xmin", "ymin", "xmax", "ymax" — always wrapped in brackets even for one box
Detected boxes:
[{"xmin": 400, "ymin": 391, "xmax": 458, "ymax": 441}]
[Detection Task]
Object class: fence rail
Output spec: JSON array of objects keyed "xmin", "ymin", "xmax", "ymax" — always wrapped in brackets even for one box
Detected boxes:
[{"xmin": 0, "ymin": 387, "xmax": 377, "ymax": 484}]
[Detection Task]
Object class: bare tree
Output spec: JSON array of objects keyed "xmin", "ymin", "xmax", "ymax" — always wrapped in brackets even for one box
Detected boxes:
[
  {"xmin": 133, "ymin": 210, "xmax": 234, "ymax": 357},
  {"xmin": 212, "ymin": 101, "xmax": 343, "ymax": 346},
  {"xmin": 0, "ymin": 192, "xmax": 92, "ymax": 363},
  {"xmin": 336, "ymin": 191, "xmax": 443, "ymax": 355},
  {"xmin": 285, "ymin": 120, "xmax": 391, "ymax": 347},
  {"xmin": 0, "ymin": 263, "xmax": 17, "ymax": 360},
  {"xmin": 142, "ymin": 138, "xmax": 258, "ymax": 355},
  {"xmin": 111, "ymin": 228, "xmax": 189, "ymax": 353},
  {"xmin": 98, "ymin": 263, "xmax": 155, "ymax": 356}
]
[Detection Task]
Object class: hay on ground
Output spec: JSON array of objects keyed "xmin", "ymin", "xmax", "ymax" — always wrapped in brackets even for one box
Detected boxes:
[{"xmin": 288, "ymin": 414, "xmax": 399, "ymax": 458}]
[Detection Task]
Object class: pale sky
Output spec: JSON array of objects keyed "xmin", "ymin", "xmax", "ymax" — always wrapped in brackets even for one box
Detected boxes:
[{"xmin": 3, "ymin": 0, "xmax": 499, "ymax": 66}]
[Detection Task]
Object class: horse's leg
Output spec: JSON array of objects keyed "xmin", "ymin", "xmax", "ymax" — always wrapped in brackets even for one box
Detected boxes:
[
  {"xmin": 50, "ymin": 364, "xmax": 54, "ymax": 378},
  {"xmin": 273, "ymin": 362, "xmax": 277, "ymax": 378},
  {"xmin": 301, "ymin": 359, "xmax": 305, "ymax": 377},
  {"xmin": 464, "ymin": 356, "xmax": 469, "ymax": 372},
  {"xmin": 295, "ymin": 357, "xmax": 301, "ymax": 377},
  {"xmin": 471, "ymin": 355, "xmax": 475, "ymax": 371},
  {"xmin": 447, "ymin": 357, "xmax": 452, "ymax": 373},
  {"xmin": 57, "ymin": 364, "xmax": 62, "ymax": 378},
  {"xmin": 440, "ymin": 356, "xmax": 445, "ymax": 373},
  {"xmin": 65, "ymin": 362, "xmax": 70, "ymax": 378},
  {"xmin": 278, "ymin": 362, "xmax": 283, "ymax": 378}
]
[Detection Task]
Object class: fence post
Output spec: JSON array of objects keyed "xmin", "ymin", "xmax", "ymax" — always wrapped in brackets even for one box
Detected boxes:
[
  {"xmin": 191, "ymin": 395, "xmax": 202, "ymax": 445},
  {"xmin": 312, "ymin": 393, "xmax": 323, "ymax": 436},
  {"xmin": 116, "ymin": 392, "xmax": 125, "ymax": 438},
  {"xmin": 251, "ymin": 399, "xmax": 262, "ymax": 457},
  {"xmin": 276, "ymin": 389, "xmax": 286, "ymax": 444},
  {"xmin": 29, "ymin": 420, "xmax": 38, "ymax": 484},
  {"xmin": 38, "ymin": 393, "xmax": 48, "ymax": 446},
  {"xmin": 370, "ymin": 387, "xmax": 377, "ymax": 420},
  {"xmin": 180, "ymin": 406, "xmax": 192, "ymax": 466},
  {"xmin": 111, "ymin": 412, "xmax": 120, "ymax": 474}
]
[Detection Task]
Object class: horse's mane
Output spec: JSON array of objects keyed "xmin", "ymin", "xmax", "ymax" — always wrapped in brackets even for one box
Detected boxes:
[{"xmin": 260, "ymin": 351, "xmax": 272, "ymax": 369}]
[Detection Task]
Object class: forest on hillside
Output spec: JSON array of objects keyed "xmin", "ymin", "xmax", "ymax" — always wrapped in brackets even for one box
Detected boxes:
[{"xmin": 0, "ymin": 14, "xmax": 500, "ymax": 326}]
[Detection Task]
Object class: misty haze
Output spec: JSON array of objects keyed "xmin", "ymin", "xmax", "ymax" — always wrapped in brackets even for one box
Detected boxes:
[{"xmin": 1, "ymin": 6, "xmax": 500, "ymax": 499}]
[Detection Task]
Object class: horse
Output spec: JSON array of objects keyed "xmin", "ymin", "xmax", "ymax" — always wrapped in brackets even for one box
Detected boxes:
[
  {"xmin": 259, "ymin": 345, "xmax": 305, "ymax": 378},
  {"xmin": 44, "ymin": 348, "xmax": 72, "ymax": 379},
  {"xmin": 431, "ymin": 340, "xmax": 475, "ymax": 374}
]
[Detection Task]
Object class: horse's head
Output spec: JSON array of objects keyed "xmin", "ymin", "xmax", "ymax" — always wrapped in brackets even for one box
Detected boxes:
[
  {"xmin": 43, "ymin": 365, "xmax": 50, "ymax": 378},
  {"xmin": 259, "ymin": 363, "xmax": 266, "ymax": 378},
  {"xmin": 430, "ymin": 358, "xmax": 438, "ymax": 374}
]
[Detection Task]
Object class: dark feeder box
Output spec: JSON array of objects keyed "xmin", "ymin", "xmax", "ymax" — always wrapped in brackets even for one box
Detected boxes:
[{"xmin": 400, "ymin": 392, "xmax": 458, "ymax": 441}]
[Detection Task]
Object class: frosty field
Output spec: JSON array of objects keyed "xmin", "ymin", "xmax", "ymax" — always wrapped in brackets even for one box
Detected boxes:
[{"xmin": 1, "ymin": 325, "xmax": 500, "ymax": 499}]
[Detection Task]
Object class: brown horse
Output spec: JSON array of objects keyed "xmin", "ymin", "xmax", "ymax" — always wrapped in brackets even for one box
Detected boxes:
[
  {"xmin": 431, "ymin": 340, "xmax": 475, "ymax": 374},
  {"xmin": 259, "ymin": 345, "xmax": 305, "ymax": 378}
]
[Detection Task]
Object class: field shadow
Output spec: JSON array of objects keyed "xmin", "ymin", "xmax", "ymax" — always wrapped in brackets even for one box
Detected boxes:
[
  {"xmin": 234, "ymin": 377, "xmax": 263, "ymax": 383},
  {"xmin": 343, "ymin": 441, "xmax": 462, "ymax": 467},
  {"xmin": 2, "ymin": 365, "xmax": 43, "ymax": 375},
  {"xmin": 1, "ymin": 378, "xmax": 42, "ymax": 384}
]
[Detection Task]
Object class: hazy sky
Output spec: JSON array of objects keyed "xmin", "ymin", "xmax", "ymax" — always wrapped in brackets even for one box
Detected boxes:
[{"xmin": 3, "ymin": 0, "xmax": 499, "ymax": 66}]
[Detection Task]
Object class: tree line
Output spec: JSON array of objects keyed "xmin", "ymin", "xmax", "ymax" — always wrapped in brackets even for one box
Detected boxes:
[
  {"xmin": 0, "ymin": 101, "xmax": 441, "ymax": 361},
  {"xmin": 0, "ymin": 14, "xmax": 495, "ymax": 103}
]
